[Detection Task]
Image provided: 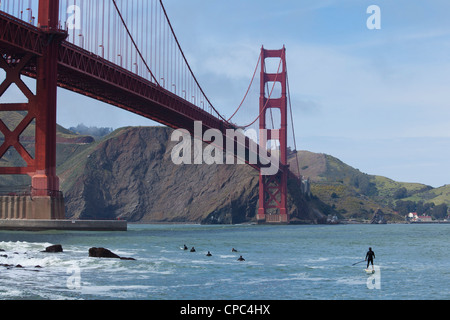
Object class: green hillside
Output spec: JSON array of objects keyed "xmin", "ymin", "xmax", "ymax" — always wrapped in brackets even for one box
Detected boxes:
[
  {"xmin": 1, "ymin": 119, "xmax": 448, "ymax": 222},
  {"xmin": 0, "ymin": 111, "xmax": 94, "ymax": 187},
  {"xmin": 0, "ymin": 110, "xmax": 75, "ymax": 138},
  {"xmin": 292, "ymin": 150, "xmax": 448, "ymax": 221},
  {"xmin": 403, "ymin": 184, "xmax": 450, "ymax": 206},
  {"xmin": 57, "ymin": 127, "xmax": 128, "ymax": 193}
]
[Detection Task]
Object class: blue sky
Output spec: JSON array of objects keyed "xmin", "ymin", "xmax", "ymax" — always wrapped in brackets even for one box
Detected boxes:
[{"xmin": 23, "ymin": 1, "xmax": 450, "ymax": 187}]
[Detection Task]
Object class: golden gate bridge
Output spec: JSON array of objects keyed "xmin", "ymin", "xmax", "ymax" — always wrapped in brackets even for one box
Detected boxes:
[{"xmin": 0, "ymin": 0, "xmax": 302, "ymax": 224}]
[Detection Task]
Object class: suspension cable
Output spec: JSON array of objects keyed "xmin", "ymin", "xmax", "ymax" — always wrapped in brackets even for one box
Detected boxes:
[
  {"xmin": 239, "ymin": 56, "xmax": 283, "ymax": 128},
  {"xmin": 111, "ymin": 0, "xmax": 159, "ymax": 85},
  {"xmin": 227, "ymin": 51, "xmax": 262, "ymax": 122},
  {"xmin": 158, "ymin": 0, "xmax": 230, "ymax": 123},
  {"xmin": 286, "ymin": 65, "xmax": 301, "ymax": 178}
]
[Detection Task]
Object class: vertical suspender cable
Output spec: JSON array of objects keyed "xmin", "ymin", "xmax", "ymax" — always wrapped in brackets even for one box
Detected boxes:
[
  {"xmin": 111, "ymin": 0, "xmax": 159, "ymax": 85},
  {"xmin": 72, "ymin": 0, "xmax": 76, "ymax": 43},
  {"xmin": 286, "ymin": 65, "xmax": 301, "ymax": 178},
  {"xmin": 158, "ymin": 0, "xmax": 228, "ymax": 122},
  {"xmin": 107, "ymin": 0, "xmax": 110, "ymax": 60},
  {"xmin": 226, "ymin": 52, "xmax": 261, "ymax": 122}
]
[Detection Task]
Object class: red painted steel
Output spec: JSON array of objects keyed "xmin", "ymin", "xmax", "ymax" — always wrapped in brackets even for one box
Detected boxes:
[
  {"xmin": 32, "ymin": 0, "xmax": 63, "ymax": 195},
  {"xmin": 257, "ymin": 47, "xmax": 289, "ymax": 224},
  {"xmin": 0, "ymin": 7, "xmax": 292, "ymax": 222},
  {"xmin": 0, "ymin": 11, "xmax": 44, "ymax": 56},
  {"xmin": 0, "ymin": 53, "xmax": 36, "ymax": 175},
  {"xmin": 0, "ymin": 11, "xmax": 272, "ymax": 178},
  {"xmin": 0, "ymin": 1, "xmax": 66, "ymax": 196}
]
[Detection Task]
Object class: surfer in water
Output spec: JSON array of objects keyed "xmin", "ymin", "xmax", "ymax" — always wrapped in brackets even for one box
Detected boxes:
[{"xmin": 365, "ymin": 247, "xmax": 375, "ymax": 270}]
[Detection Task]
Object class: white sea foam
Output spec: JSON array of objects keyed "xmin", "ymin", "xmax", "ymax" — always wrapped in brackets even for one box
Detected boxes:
[
  {"xmin": 336, "ymin": 277, "xmax": 366, "ymax": 286},
  {"xmin": 305, "ymin": 265, "xmax": 326, "ymax": 269},
  {"xmin": 0, "ymin": 241, "xmax": 54, "ymax": 253},
  {"xmin": 289, "ymin": 272, "xmax": 327, "ymax": 282},
  {"xmin": 305, "ymin": 257, "xmax": 330, "ymax": 263},
  {"xmin": 219, "ymin": 255, "xmax": 237, "ymax": 259},
  {"xmin": 1, "ymin": 224, "xmax": 448, "ymax": 300}
]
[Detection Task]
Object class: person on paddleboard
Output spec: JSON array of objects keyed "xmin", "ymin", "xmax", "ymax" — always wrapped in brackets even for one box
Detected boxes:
[{"xmin": 365, "ymin": 247, "xmax": 375, "ymax": 270}]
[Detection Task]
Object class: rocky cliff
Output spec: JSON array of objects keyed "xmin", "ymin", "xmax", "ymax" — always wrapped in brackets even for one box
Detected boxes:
[{"xmin": 59, "ymin": 126, "xmax": 327, "ymax": 224}]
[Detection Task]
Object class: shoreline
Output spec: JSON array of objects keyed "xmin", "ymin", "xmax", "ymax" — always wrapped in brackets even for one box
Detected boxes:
[
  {"xmin": 0, "ymin": 219, "xmax": 127, "ymax": 231},
  {"xmin": 128, "ymin": 220, "xmax": 450, "ymax": 226},
  {"xmin": 0, "ymin": 219, "xmax": 448, "ymax": 232}
]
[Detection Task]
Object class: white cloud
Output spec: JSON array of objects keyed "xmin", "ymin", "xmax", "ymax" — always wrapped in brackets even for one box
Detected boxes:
[{"xmin": 193, "ymin": 38, "xmax": 261, "ymax": 81}]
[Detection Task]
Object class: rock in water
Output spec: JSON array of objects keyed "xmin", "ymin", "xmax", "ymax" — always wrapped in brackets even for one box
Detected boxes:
[
  {"xmin": 120, "ymin": 257, "xmax": 136, "ymax": 261},
  {"xmin": 88, "ymin": 247, "xmax": 121, "ymax": 259},
  {"xmin": 88, "ymin": 247, "xmax": 136, "ymax": 260},
  {"xmin": 44, "ymin": 244, "xmax": 63, "ymax": 253}
]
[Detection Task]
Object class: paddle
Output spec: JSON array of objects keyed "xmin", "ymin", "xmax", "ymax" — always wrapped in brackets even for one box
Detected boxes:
[{"xmin": 352, "ymin": 260, "xmax": 366, "ymax": 266}]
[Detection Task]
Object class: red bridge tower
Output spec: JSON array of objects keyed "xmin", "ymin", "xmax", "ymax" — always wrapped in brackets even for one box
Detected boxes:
[
  {"xmin": 0, "ymin": 0, "xmax": 66, "ymax": 219},
  {"xmin": 257, "ymin": 47, "xmax": 289, "ymax": 224}
]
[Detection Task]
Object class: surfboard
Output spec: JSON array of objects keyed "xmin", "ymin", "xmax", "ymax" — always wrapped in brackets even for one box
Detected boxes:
[{"xmin": 365, "ymin": 269, "xmax": 375, "ymax": 274}]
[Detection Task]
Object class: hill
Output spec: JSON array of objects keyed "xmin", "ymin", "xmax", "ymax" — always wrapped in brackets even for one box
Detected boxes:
[
  {"xmin": 1, "ymin": 118, "xmax": 448, "ymax": 222},
  {"xmin": 0, "ymin": 111, "xmax": 94, "ymax": 187},
  {"xmin": 402, "ymin": 184, "xmax": 450, "ymax": 206},
  {"xmin": 58, "ymin": 126, "xmax": 327, "ymax": 224},
  {"xmin": 0, "ymin": 111, "xmax": 94, "ymax": 145},
  {"xmin": 289, "ymin": 150, "xmax": 448, "ymax": 221}
]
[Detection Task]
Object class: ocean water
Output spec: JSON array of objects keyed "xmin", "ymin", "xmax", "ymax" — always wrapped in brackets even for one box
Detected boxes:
[{"xmin": 0, "ymin": 223, "xmax": 448, "ymax": 300}]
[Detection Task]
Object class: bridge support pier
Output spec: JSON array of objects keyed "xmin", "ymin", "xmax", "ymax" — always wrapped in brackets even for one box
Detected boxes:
[
  {"xmin": 257, "ymin": 46, "xmax": 290, "ymax": 224},
  {"xmin": 0, "ymin": 194, "xmax": 65, "ymax": 220},
  {"xmin": 0, "ymin": 0, "xmax": 66, "ymax": 220}
]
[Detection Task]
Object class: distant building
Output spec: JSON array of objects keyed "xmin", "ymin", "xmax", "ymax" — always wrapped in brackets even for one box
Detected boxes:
[
  {"xmin": 407, "ymin": 212, "xmax": 432, "ymax": 222},
  {"xmin": 418, "ymin": 215, "xmax": 432, "ymax": 222},
  {"xmin": 407, "ymin": 212, "xmax": 417, "ymax": 221}
]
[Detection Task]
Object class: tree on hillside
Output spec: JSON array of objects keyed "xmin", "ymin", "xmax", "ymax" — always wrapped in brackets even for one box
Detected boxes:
[
  {"xmin": 350, "ymin": 173, "xmax": 378, "ymax": 196},
  {"xmin": 432, "ymin": 203, "xmax": 448, "ymax": 220},
  {"xmin": 393, "ymin": 187, "xmax": 408, "ymax": 199},
  {"xmin": 394, "ymin": 200, "xmax": 417, "ymax": 216}
]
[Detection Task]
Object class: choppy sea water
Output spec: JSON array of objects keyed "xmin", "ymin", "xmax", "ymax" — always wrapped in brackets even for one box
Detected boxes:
[{"xmin": 0, "ymin": 224, "xmax": 448, "ymax": 300}]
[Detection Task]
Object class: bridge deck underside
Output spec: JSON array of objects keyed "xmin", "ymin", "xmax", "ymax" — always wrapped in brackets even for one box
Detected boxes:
[{"xmin": 0, "ymin": 12, "xmax": 289, "ymax": 175}]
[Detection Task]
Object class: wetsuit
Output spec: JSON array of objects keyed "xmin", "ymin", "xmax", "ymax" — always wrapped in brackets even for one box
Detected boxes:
[{"xmin": 366, "ymin": 249, "xmax": 375, "ymax": 268}]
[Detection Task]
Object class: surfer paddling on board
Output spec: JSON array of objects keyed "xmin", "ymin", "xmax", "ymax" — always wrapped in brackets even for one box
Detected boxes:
[{"xmin": 365, "ymin": 247, "xmax": 375, "ymax": 271}]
